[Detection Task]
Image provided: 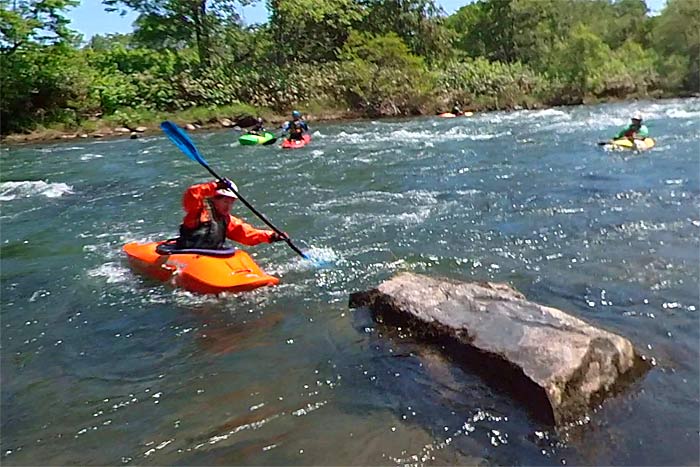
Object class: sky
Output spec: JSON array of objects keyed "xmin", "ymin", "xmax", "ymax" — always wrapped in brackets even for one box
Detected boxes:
[{"xmin": 68, "ymin": 0, "xmax": 669, "ymax": 41}]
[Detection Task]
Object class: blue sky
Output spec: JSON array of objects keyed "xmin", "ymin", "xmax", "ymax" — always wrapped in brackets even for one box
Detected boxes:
[{"xmin": 68, "ymin": 0, "xmax": 669, "ymax": 41}]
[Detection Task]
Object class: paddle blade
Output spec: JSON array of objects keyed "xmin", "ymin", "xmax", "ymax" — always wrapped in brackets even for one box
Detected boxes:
[{"xmin": 160, "ymin": 121, "xmax": 208, "ymax": 166}]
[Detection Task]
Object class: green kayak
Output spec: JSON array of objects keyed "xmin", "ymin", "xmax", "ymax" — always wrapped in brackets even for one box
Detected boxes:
[{"xmin": 239, "ymin": 131, "xmax": 276, "ymax": 146}]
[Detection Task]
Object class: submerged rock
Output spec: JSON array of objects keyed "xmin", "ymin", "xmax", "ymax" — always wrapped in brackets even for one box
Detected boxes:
[{"xmin": 349, "ymin": 273, "xmax": 649, "ymax": 425}]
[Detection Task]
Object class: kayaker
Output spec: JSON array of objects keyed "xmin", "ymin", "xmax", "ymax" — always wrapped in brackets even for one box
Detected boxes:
[
  {"xmin": 451, "ymin": 102, "xmax": 463, "ymax": 116},
  {"xmin": 613, "ymin": 114, "xmax": 649, "ymax": 140},
  {"xmin": 176, "ymin": 180, "xmax": 287, "ymax": 250},
  {"xmin": 282, "ymin": 110, "xmax": 309, "ymax": 141},
  {"xmin": 247, "ymin": 117, "xmax": 266, "ymax": 136}
]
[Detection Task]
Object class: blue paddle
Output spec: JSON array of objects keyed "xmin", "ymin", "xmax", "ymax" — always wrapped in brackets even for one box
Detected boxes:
[{"xmin": 160, "ymin": 121, "xmax": 309, "ymax": 259}]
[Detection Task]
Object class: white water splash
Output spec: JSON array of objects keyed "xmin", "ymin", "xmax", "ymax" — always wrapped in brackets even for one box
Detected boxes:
[
  {"xmin": 526, "ymin": 108, "xmax": 571, "ymax": 120},
  {"xmin": 301, "ymin": 246, "xmax": 339, "ymax": 267},
  {"xmin": 87, "ymin": 262, "xmax": 130, "ymax": 284},
  {"xmin": 79, "ymin": 153, "xmax": 103, "ymax": 161},
  {"xmin": 665, "ymin": 108, "xmax": 700, "ymax": 119},
  {"xmin": 37, "ymin": 146, "xmax": 85, "ymax": 153},
  {"xmin": 334, "ymin": 128, "xmax": 508, "ymax": 145},
  {"xmin": 0, "ymin": 180, "xmax": 74, "ymax": 201}
]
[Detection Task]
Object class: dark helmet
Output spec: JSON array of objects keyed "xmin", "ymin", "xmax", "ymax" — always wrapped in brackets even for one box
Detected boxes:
[{"xmin": 292, "ymin": 110, "xmax": 301, "ymax": 119}]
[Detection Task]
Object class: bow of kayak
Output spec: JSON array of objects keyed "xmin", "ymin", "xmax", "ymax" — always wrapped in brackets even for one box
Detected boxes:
[
  {"xmin": 123, "ymin": 241, "xmax": 279, "ymax": 294},
  {"xmin": 282, "ymin": 133, "xmax": 311, "ymax": 149},
  {"xmin": 604, "ymin": 137, "xmax": 656, "ymax": 151},
  {"xmin": 239, "ymin": 131, "xmax": 276, "ymax": 146}
]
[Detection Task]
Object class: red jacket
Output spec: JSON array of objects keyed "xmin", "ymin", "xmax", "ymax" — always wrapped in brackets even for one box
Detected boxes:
[{"xmin": 181, "ymin": 181, "xmax": 274, "ymax": 246}]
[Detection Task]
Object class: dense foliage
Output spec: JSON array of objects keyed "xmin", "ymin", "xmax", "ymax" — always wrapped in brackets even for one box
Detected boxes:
[{"xmin": 1, "ymin": 0, "xmax": 698, "ymax": 134}]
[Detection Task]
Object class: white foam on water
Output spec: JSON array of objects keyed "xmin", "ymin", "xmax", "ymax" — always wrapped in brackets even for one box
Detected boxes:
[
  {"xmin": 79, "ymin": 153, "xmax": 103, "ymax": 161},
  {"xmin": 334, "ymin": 127, "xmax": 509, "ymax": 145},
  {"xmin": 37, "ymin": 146, "xmax": 85, "ymax": 153},
  {"xmin": 394, "ymin": 207, "xmax": 432, "ymax": 224},
  {"xmin": 481, "ymin": 108, "xmax": 569, "ymax": 125},
  {"xmin": 469, "ymin": 131, "xmax": 511, "ymax": 140},
  {"xmin": 526, "ymin": 108, "xmax": 571, "ymax": 120},
  {"xmin": 334, "ymin": 130, "xmax": 370, "ymax": 144},
  {"xmin": 87, "ymin": 262, "xmax": 131, "ymax": 284},
  {"xmin": 0, "ymin": 180, "xmax": 74, "ymax": 201},
  {"xmin": 665, "ymin": 108, "xmax": 700, "ymax": 119},
  {"xmin": 301, "ymin": 246, "xmax": 339, "ymax": 266}
]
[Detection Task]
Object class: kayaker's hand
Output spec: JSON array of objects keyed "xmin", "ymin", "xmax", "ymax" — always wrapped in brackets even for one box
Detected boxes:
[
  {"xmin": 216, "ymin": 178, "xmax": 233, "ymax": 190},
  {"xmin": 270, "ymin": 231, "xmax": 289, "ymax": 243}
]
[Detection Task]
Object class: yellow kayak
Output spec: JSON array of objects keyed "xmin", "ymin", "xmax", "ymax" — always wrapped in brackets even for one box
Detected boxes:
[{"xmin": 605, "ymin": 137, "xmax": 656, "ymax": 151}]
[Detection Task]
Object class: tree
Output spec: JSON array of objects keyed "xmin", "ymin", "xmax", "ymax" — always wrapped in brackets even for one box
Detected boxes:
[
  {"xmin": 652, "ymin": 0, "xmax": 700, "ymax": 91},
  {"xmin": 360, "ymin": 0, "xmax": 452, "ymax": 60},
  {"xmin": 102, "ymin": 0, "xmax": 251, "ymax": 67},
  {"xmin": 604, "ymin": 0, "xmax": 650, "ymax": 48},
  {"xmin": 268, "ymin": 0, "xmax": 366, "ymax": 64},
  {"xmin": 1, "ymin": 0, "xmax": 79, "ymax": 54},
  {"xmin": 445, "ymin": 2, "xmax": 487, "ymax": 58},
  {"xmin": 548, "ymin": 24, "xmax": 612, "ymax": 97},
  {"xmin": 339, "ymin": 32, "xmax": 434, "ymax": 115},
  {"xmin": 86, "ymin": 33, "xmax": 133, "ymax": 51},
  {"xmin": 0, "ymin": 0, "xmax": 89, "ymax": 133}
]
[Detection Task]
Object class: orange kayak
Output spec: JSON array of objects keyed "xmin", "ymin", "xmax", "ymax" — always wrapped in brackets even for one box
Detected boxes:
[{"xmin": 123, "ymin": 241, "xmax": 279, "ymax": 294}]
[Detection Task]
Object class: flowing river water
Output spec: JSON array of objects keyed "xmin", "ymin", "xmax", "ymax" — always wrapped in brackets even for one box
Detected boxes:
[{"xmin": 1, "ymin": 99, "xmax": 699, "ymax": 466}]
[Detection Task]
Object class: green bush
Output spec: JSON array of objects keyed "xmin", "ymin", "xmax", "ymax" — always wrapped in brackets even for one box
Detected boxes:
[
  {"xmin": 337, "ymin": 32, "xmax": 435, "ymax": 115},
  {"xmin": 436, "ymin": 58, "xmax": 549, "ymax": 108}
]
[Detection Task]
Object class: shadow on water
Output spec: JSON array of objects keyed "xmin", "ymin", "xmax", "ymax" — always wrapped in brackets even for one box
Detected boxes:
[{"xmin": 193, "ymin": 309, "xmax": 286, "ymax": 356}]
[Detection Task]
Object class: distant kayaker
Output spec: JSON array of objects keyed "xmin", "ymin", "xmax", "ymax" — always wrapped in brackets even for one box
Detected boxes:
[
  {"xmin": 176, "ymin": 180, "xmax": 287, "ymax": 250},
  {"xmin": 247, "ymin": 117, "xmax": 266, "ymax": 136},
  {"xmin": 451, "ymin": 102, "xmax": 463, "ymax": 116},
  {"xmin": 282, "ymin": 110, "xmax": 309, "ymax": 141},
  {"xmin": 614, "ymin": 114, "xmax": 649, "ymax": 140}
]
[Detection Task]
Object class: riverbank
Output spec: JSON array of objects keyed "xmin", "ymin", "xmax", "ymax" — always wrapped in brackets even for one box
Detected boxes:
[
  {"xmin": 0, "ymin": 103, "xmax": 362, "ymax": 145},
  {"xmin": 3, "ymin": 93, "xmax": 691, "ymax": 146}
]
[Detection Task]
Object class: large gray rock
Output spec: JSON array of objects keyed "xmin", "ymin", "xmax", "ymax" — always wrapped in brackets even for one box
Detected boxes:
[{"xmin": 349, "ymin": 273, "xmax": 649, "ymax": 425}]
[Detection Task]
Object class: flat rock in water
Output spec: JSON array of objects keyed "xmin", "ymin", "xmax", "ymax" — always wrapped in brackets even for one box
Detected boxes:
[{"xmin": 349, "ymin": 272, "xmax": 650, "ymax": 425}]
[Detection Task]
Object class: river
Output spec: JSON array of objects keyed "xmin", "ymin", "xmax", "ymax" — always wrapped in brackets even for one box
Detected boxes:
[{"xmin": 2, "ymin": 99, "xmax": 699, "ymax": 465}]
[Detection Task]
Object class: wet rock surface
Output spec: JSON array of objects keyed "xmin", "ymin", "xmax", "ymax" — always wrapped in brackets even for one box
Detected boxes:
[{"xmin": 349, "ymin": 272, "xmax": 650, "ymax": 425}]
